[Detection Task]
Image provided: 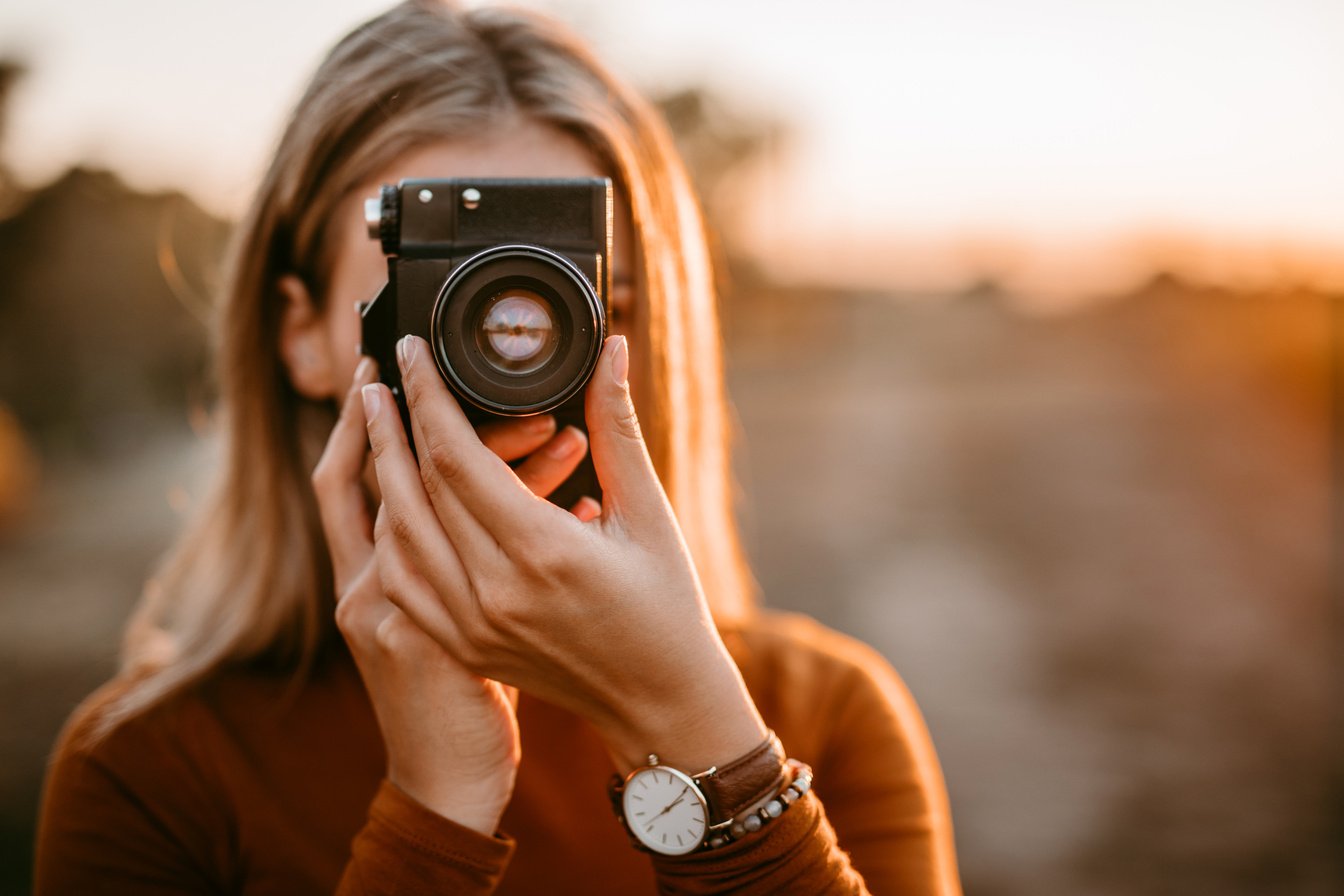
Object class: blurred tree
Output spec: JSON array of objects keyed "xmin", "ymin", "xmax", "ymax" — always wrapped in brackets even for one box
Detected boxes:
[
  {"xmin": 0, "ymin": 170, "xmax": 228, "ymax": 455},
  {"xmin": 654, "ymin": 87, "xmax": 787, "ymax": 274},
  {"xmin": 0, "ymin": 57, "xmax": 38, "ymax": 535}
]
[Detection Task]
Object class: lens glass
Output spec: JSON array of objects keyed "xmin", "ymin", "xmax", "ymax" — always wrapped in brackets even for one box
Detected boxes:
[{"xmin": 475, "ymin": 288, "xmax": 560, "ymax": 375}]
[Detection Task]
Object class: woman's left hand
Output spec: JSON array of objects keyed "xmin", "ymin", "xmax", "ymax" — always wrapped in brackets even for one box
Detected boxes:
[{"xmin": 360, "ymin": 334, "xmax": 767, "ymax": 774}]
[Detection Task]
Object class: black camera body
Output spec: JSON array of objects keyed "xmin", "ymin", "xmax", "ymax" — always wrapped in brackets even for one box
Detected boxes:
[{"xmin": 359, "ymin": 177, "xmax": 613, "ymax": 509}]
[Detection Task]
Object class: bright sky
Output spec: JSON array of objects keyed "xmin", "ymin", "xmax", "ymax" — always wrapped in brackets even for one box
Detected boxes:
[{"xmin": 2, "ymin": 0, "xmax": 1342, "ymax": 296}]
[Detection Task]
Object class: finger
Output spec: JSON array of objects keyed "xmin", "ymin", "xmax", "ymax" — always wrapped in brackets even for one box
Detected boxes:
[
  {"xmin": 333, "ymin": 560, "xmax": 395, "ymax": 650},
  {"xmin": 512, "ymin": 426, "xmax": 588, "ymax": 499},
  {"xmin": 370, "ymin": 501, "xmax": 472, "ymax": 660},
  {"xmin": 498, "ymin": 682, "xmax": 520, "ymax": 712},
  {"xmin": 476, "ymin": 415, "xmax": 557, "ymax": 462},
  {"xmin": 583, "ymin": 335, "xmax": 670, "ymax": 527},
  {"xmin": 570, "ymin": 495, "xmax": 602, "ymax": 523},
  {"xmin": 361, "ymin": 381, "xmax": 473, "ymax": 599},
  {"xmin": 313, "ymin": 357, "xmax": 380, "ymax": 592},
  {"xmin": 395, "ymin": 347, "xmax": 511, "ymax": 567},
  {"xmin": 396, "ymin": 335, "xmax": 560, "ymax": 543}
]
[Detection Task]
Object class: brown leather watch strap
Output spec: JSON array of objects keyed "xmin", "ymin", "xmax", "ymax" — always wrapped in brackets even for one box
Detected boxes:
[{"xmin": 695, "ymin": 731, "xmax": 788, "ymax": 823}]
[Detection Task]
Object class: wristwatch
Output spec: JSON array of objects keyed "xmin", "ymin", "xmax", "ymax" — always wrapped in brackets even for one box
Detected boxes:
[{"xmin": 609, "ymin": 731, "xmax": 788, "ymax": 856}]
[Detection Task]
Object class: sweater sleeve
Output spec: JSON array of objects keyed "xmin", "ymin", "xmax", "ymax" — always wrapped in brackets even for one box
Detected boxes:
[
  {"xmin": 35, "ymin": 692, "xmax": 514, "ymax": 896},
  {"xmin": 648, "ymin": 788, "xmax": 867, "ymax": 895},
  {"xmin": 334, "ymin": 779, "xmax": 514, "ymax": 894},
  {"xmin": 655, "ymin": 615, "xmax": 961, "ymax": 895},
  {"xmin": 34, "ymin": 710, "xmax": 232, "ymax": 895}
]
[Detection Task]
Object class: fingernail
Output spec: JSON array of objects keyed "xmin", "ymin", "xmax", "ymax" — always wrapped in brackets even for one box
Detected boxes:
[
  {"xmin": 527, "ymin": 415, "xmax": 557, "ymax": 435},
  {"xmin": 361, "ymin": 384, "xmax": 381, "ymax": 420},
  {"xmin": 544, "ymin": 426, "xmax": 582, "ymax": 458},
  {"xmin": 397, "ymin": 335, "xmax": 418, "ymax": 371},
  {"xmin": 610, "ymin": 335, "xmax": 628, "ymax": 386},
  {"xmin": 574, "ymin": 496, "xmax": 601, "ymax": 520},
  {"xmin": 354, "ymin": 357, "xmax": 375, "ymax": 382}
]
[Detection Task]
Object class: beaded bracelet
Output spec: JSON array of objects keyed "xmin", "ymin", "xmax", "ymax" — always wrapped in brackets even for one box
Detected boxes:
[{"xmin": 704, "ymin": 758, "xmax": 814, "ymax": 849}]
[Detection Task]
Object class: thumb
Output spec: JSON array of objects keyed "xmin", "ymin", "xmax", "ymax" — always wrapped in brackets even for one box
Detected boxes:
[{"xmin": 584, "ymin": 335, "xmax": 668, "ymax": 527}]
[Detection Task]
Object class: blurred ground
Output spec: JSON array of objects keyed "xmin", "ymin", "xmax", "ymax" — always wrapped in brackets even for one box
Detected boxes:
[
  {"xmin": 0, "ymin": 420, "xmax": 208, "ymax": 886},
  {"xmin": 726, "ymin": 278, "xmax": 1334, "ymax": 894}
]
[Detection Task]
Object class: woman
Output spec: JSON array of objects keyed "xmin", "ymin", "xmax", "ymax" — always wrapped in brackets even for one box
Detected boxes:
[{"xmin": 34, "ymin": 1, "xmax": 960, "ymax": 892}]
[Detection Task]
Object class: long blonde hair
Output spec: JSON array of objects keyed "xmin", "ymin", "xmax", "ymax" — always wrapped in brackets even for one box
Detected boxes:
[{"xmin": 108, "ymin": 0, "xmax": 754, "ymax": 728}]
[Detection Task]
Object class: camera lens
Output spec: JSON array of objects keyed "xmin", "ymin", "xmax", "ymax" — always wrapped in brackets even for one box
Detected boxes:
[
  {"xmin": 431, "ymin": 244, "xmax": 604, "ymax": 416},
  {"xmin": 475, "ymin": 289, "xmax": 559, "ymax": 375}
]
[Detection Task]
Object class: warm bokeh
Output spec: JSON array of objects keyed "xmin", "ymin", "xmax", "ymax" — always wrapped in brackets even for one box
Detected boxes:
[{"xmin": 0, "ymin": 2, "xmax": 1338, "ymax": 893}]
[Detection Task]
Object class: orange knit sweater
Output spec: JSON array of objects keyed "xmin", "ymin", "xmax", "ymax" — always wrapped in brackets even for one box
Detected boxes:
[{"xmin": 35, "ymin": 610, "xmax": 961, "ymax": 894}]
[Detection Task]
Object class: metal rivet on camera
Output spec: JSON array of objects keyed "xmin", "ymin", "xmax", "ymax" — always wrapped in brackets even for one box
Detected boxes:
[
  {"xmin": 417, "ymin": 188, "xmax": 433, "ymax": 204},
  {"xmin": 462, "ymin": 187, "xmax": 481, "ymax": 210}
]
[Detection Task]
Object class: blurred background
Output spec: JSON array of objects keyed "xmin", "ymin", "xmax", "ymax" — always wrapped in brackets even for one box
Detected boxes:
[{"xmin": 0, "ymin": 0, "xmax": 1339, "ymax": 893}]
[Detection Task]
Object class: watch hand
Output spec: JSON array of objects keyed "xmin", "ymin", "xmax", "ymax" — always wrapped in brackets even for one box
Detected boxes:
[
  {"xmin": 648, "ymin": 785, "xmax": 690, "ymax": 827},
  {"xmin": 645, "ymin": 793, "xmax": 691, "ymax": 833}
]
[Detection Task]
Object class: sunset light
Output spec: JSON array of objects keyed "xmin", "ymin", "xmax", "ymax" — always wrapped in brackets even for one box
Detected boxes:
[{"xmin": 1, "ymin": 0, "xmax": 1340, "ymax": 297}]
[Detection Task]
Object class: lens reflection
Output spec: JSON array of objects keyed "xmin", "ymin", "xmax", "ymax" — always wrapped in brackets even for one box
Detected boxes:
[{"xmin": 476, "ymin": 290, "xmax": 558, "ymax": 374}]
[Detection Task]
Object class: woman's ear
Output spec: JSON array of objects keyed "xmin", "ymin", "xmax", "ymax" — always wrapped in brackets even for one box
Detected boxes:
[{"xmin": 277, "ymin": 274, "xmax": 338, "ymax": 400}]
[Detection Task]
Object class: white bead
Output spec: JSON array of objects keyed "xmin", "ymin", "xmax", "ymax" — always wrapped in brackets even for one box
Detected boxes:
[
  {"xmin": 744, "ymin": 814, "xmax": 763, "ymax": 832},
  {"xmin": 731, "ymin": 822, "xmax": 747, "ymax": 837},
  {"xmin": 766, "ymin": 799, "xmax": 784, "ymax": 817}
]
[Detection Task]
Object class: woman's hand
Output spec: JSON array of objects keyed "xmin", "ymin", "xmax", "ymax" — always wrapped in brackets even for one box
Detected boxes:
[
  {"xmin": 360, "ymin": 335, "xmax": 768, "ymax": 776},
  {"xmin": 312, "ymin": 357, "xmax": 595, "ymax": 835}
]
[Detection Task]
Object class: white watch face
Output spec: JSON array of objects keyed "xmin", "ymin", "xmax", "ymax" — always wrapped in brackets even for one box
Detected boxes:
[{"xmin": 622, "ymin": 765, "xmax": 709, "ymax": 855}]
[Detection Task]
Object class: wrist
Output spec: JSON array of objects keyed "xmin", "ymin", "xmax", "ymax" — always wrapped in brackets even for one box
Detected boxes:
[
  {"xmin": 387, "ymin": 767, "xmax": 516, "ymax": 837},
  {"xmin": 608, "ymin": 730, "xmax": 794, "ymax": 855},
  {"xmin": 597, "ymin": 660, "xmax": 768, "ymax": 777}
]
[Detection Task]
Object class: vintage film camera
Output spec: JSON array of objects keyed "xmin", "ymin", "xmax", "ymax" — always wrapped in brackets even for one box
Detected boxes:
[{"xmin": 359, "ymin": 177, "xmax": 613, "ymax": 509}]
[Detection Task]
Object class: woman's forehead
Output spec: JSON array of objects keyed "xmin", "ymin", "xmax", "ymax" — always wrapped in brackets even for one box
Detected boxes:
[
  {"xmin": 336, "ymin": 125, "xmax": 634, "ymax": 285},
  {"xmin": 371, "ymin": 123, "xmax": 604, "ymax": 181}
]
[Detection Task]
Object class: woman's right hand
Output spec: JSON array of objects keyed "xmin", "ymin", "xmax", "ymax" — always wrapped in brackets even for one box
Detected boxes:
[{"xmin": 312, "ymin": 357, "xmax": 597, "ymax": 835}]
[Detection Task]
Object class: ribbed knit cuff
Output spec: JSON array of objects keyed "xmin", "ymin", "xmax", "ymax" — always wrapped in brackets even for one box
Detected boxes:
[
  {"xmin": 343, "ymin": 779, "xmax": 515, "ymax": 894},
  {"xmin": 649, "ymin": 790, "xmax": 866, "ymax": 895}
]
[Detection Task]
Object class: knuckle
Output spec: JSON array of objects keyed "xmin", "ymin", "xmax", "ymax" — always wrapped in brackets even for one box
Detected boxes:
[
  {"xmin": 310, "ymin": 461, "xmax": 336, "ymax": 496},
  {"xmin": 365, "ymin": 427, "xmax": 389, "ymax": 462},
  {"xmin": 334, "ymin": 578, "xmax": 374, "ymax": 638},
  {"xmin": 456, "ymin": 605, "xmax": 496, "ymax": 661},
  {"xmin": 420, "ymin": 463, "xmax": 445, "ymax": 500},
  {"xmin": 376, "ymin": 567, "xmax": 411, "ymax": 616},
  {"xmin": 333, "ymin": 593, "xmax": 357, "ymax": 635},
  {"xmin": 342, "ymin": 380, "xmax": 366, "ymax": 415},
  {"xmin": 385, "ymin": 507, "xmax": 417, "ymax": 547},
  {"xmin": 453, "ymin": 634, "xmax": 486, "ymax": 674},
  {"xmin": 613, "ymin": 401, "xmax": 643, "ymax": 442},
  {"xmin": 478, "ymin": 593, "xmax": 526, "ymax": 637},
  {"xmin": 401, "ymin": 362, "xmax": 420, "ymax": 397},
  {"xmin": 519, "ymin": 539, "xmax": 563, "ymax": 578},
  {"xmin": 426, "ymin": 441, "xmax": 465, "ymax": 482},
  {"xmin": 423, "ymin": 441, "xmax": 465, "ymax": 490},
  {"xmin": 372, "ymin": 614, "xmax": 402, "ymax": 654}
]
